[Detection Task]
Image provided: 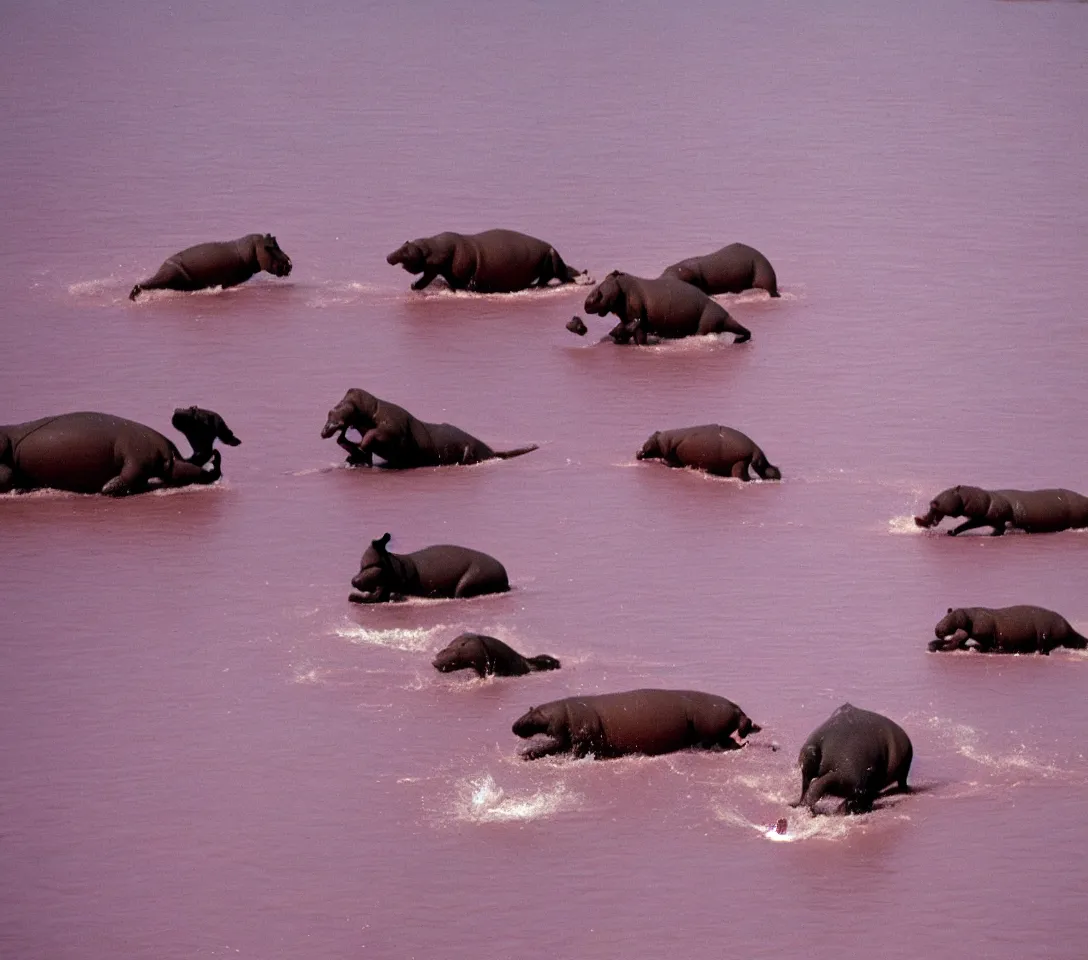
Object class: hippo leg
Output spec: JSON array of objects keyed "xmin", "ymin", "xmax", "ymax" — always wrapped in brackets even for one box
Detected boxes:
[
  {"xmin": 948, "ymin": 517, "xmax": 995, "ymax": 536},
  {"xmin": 797, "ymin": 772, "xmax": 846, "ymax": 814},
  {"xmin": 411, "ymin": 269, "xmax": 439, "ymax": 291},
  {"xmin": 101, "ymin": 459, "xmax": 153, "ymax": 496},
  {"xmin": 0, "ymin": 464, "xmax": 14, "ymax": 491},
  {"xmin": 521, "ymin": 738, "xmax": 569, "ymax": 760},
  {"xmin": 730, "ymin": 460, "xmax": 752, "ymax": 481},
  {"xmin": 335, "ymin": 430, "xmax": 372, "ymax": 466}
]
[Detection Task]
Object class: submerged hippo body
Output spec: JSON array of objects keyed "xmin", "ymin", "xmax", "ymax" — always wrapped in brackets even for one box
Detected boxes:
[
  {"xmin": 914, "ymin": 485, "xmax": 1088, "ymax": 536},
  {"xmin": 432, "ymin": 633, "xmax": 561, "ymax": 677},
  {"xmin": 512, "ymin": 689, "xmax": 761, "ymax": 760},
  {"xmin": 793, "ymin": 703, "xmax": 913, "ymax": 815},
  {"xmin": 583, "ymin": 271, "xmax": 751, "ymax": 345},
  {"xmin": 0, "ymin": 411, "xmax": 223, "ymax": 496},
  {"xmin": 386, "ymin": 229, "xmax": 583, "ymax": 293},
  {"xmin": 637, "ymin": 424, "xmax": 781, "ymax": 481},
  {"xmin": 321, "ymin": 388, "xmax": 537, "ymax": 468},
  {"xmin": 349, "ymin": 533, "xmax": 509, "ymax": 603},
  {"xmin": 661, "ymin": 242, "xmax": 779, "ymax": 297},
  {"xmin": 129, "ymin": 233, "xmax": 292, "ymax": 299},
  {"xmin": 930, "ymin": 605, "xmax": 1088, "ymax": 654}
]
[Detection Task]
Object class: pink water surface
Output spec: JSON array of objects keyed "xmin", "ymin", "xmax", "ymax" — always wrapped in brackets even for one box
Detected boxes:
[{"xmin": 2, "ymin": 2, "xmax": 1087, "ymax": 958}]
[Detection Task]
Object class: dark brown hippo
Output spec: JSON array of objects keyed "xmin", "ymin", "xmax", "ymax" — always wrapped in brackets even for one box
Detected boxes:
[
  {"xmin": 0, "ymin": 410, "xmax": 227, "ymax": 496},
  {"xmin": 914, "ymin": 485, "xmax": 1088, "ymax": 536},
  {"xmin": 386, "ymin": 229, "xmax": 583, "ymax": 292},
  {"xmin": 512, "ymin": 689, "xmax": 761, "ymax": 760},
  {"xmin": 129, "ymin": 233, "xmax": 292, "ymax": 300},
  {"xmin": 171, "ymin": 406, "xmax": 240, "ymax": 467},
  {"xmin": 321, "ymin": 388, "xmax": 537, "ymax": 468},
  {"xmin": 929, "ymin": 605, "xmax": 1087, "ymax": 654},
  {"xmin": 583, "ymin": 271, "xmax": 751, "ymax": 345},
  {"xmin": 432, "ymin": 633, "xmax": 560, "ymax": 677},
  {"xmin": 637, "ymin": 424, "xmax": 781, "ymax": 481},
  {"xmin": 349, "ymin": 533, "xmax": 509, "ymax": 603},
  {"xmin": 661, "ymin": 242, "xmax": 780, "ymax": 297},
  {"xmin": 792, "ymin": 703, "xmax": 913, "ymax": 815}
]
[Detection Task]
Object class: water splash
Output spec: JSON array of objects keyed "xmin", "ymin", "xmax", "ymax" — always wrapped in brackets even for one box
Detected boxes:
[
  {"xmin": 334, "ymin": 622, "xmax": 444, "ymax": 653},
  {"xmin": 455, "ymin": 775, "xmax": 577, "ymax": 823}
]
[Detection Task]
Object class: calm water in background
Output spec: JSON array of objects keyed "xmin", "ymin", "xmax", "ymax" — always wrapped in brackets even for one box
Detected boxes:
[{"xmin": 2, "ymin": 1, "xmax": 1087, "ymax": 957}]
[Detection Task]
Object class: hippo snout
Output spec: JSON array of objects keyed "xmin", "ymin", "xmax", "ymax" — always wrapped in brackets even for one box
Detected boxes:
[
  {"xmin": 432, "ymin": 655, "xmax": 456, "ymax": 672},
  {"xmin": 278, "ymin": 259, "xmax": 292, "ymax": 277},
  {"xmin": 320, "ymin": 418, "xmax": 341, "ymax": 439}
]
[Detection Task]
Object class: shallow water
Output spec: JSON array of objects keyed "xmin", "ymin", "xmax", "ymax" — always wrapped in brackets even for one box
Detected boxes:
[{"xmin": 2, "ymin": 1, "xmax": 1087, "ymax": 958}]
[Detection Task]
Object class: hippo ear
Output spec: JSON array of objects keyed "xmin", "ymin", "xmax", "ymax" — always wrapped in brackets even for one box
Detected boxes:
[{"xmin": 372, "ymin": 532, "xmax": 392, "ymax": 551}]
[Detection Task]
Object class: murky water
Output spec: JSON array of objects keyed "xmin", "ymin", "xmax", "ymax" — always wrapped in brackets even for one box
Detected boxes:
[{"xmin": 2, "ymin": 1, "xmax": 1087, "ymax": 957}]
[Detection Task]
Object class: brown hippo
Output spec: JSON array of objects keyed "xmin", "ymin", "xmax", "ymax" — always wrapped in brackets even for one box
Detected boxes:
[
  {"xmin": 129, "ymin": 233, "xmax": 292, "ymax": 299},
  {"xmin": 386, "ymin": 229, "xmax": 583, "ymax": 292},
  {"xmin": 661, "ymin": 242, "xmax": 780, "ymax": 297},
  {"xmin": 321, "ymin": 388, "xmax": 537, "ymax": 468},
  {"xmin": 432, "ymin": 633, "xmax": 560, "ymax": 677},
  {"xmin": 792, "ymin": 703, "xmax": 913, "ymax": 815},
  {"xmin": 349, "ymin": 533, "xmax": 509, "ymax": 603},
  {"xmin": 583, "ymin": 271, "xmax": 751, "ymax": 345},
  {"xmin": 930, "ymin": 605, "xmax": 1087, "ymax": 654},
  {"xmin": 914, "ymin": 485, "xmax": 1088, "ymax": 536},
  {"xmin": 0, "ymin": 411, "xmax": 225, "ymax": 496},
  {"xmin": 512, "ymin": 689, "xmax": 761, "ymax": 760},
  {"xmin": 637, "ymin": 424, "xmax": 781, "ymax": 481}
]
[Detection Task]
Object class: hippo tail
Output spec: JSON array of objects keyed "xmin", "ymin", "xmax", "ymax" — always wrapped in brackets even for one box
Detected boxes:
[
  {"xmin": 527, "ymin": 654, "xmax": 561, "ymax": 672},
  {"xmin": 493, "ymin": 444, "xmax": 539, "ymax": 460}
]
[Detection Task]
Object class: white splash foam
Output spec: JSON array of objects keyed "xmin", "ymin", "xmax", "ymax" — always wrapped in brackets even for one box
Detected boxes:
[
  {"xmin": 456, "ymin": 775, "xmax": 577, "ymax": 823},
  {"xmin": 925, "ymin": 717, "xmax": 1071, "ymax": 779},
  {"xmin": 713, "ymin": 805, "xmax": 851, "ymax": 842},
  {"xmin": 334, "ymin": 622, "xmax": 443, "ymax": 652},
  {"xmin": 888, "ymin": 515, "xmax": 925, "ymax": 534},
  {"xmin": 68, "ymin": 277, "xmax": 121, "ymax": 296}
]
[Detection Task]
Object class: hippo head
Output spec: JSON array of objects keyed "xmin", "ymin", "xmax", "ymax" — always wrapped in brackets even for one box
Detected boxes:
[
  {"xmin": 350, "ymin": 533, "xmax": 394, "ymax": 601},
  {"xmin": 321, "ymin": 390, "xmax": 376, "ymax": 439},
  {"xmin": 758, "ymin": 463, "xmax": 783, "ymax": 481},
  {"xmin": 432, "ymin": 633, "xmax": 485, "ymax": 673},
  {"xmin": 172, "ymin": 406, "xmax": 240, "ymax": 465},
  {"xmin": 636, "ymin": 432, "xmax": 663, "ymax": 461},
  {"xmin": 667, "ymin": 262, "xmax": 703, "ymax": 289},
  {"xmin": 511, "ymin": 705, "xmax": 552, "ymax": 739},
  {"xmin": 583, "ymin": 271, "xmax": 624, "ymax": 316},
  {"xmin": 256, "ymin": 234, "xmax": 292, "ymax": 277},
  {"xmin": 935, "ymin": 607, "xmax": 969, "ymax": 640},
  {"xmin": 914, "ymin": 485, "xmax": 989, "ymax": 528},
  {"xmin": 735, "ymin": 714, "xmax": 762, "ymax": 738},
  {"xmin": 386, "ymin": 241, "xmax": 426, "ymax": 274}
]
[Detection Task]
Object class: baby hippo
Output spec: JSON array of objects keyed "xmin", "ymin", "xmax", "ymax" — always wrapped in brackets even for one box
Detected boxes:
[
  {"xmin": 432, "ymin": 633, "xmax": 561, "ymax": 677},
  {"xmin": 349, "ymin": 533, "xmax": 509, "ymax": 603},
  {"xmin": 637, "ymin": 424, "xmax": 781, "ymax": 481}
]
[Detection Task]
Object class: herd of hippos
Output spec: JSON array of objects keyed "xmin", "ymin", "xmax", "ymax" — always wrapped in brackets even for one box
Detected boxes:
[{"xmin": 5, "ymin": 227, "xmax": 1087, "ymax": 822}]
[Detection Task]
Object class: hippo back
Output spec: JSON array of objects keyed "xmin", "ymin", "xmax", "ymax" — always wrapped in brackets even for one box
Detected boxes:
[{"xmin": 5, "ymin": 412, "xmax": 173, "ymax": 493}]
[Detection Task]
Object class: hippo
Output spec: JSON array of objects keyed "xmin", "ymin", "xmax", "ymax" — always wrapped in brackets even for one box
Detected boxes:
[
  {"xmin": 386, "ymin": 229, "xmax": 583, "ymax": 292},
  {"xmin": 349, "ymin": 533, "xmax": 509, "ymax": 603},
  {"xmin": 914, "ymin": 485, "xmax": 1088, "ymax": 536},
  {"xmin": 512, "ymin": 689, "xmax": 761, "ymax": 760},
  {"xmin": 171, "ymin": 406, "xmax": 240, "ymax": 467},
  {"xmin": 637, "ymin": 424, "xmax": 781, "ymax": 481},
  {"xmin": 432, "ymin": 633, "xmax": 561, "ymax": 677},
  {"xmin": 566, "ymin": 316, "xmax": 588, "ymax": 336},
  {"xmin": 661, "ymin": 242, "xmax": 780, "ymax": 297},
  {"xmin": 321, "ymin": 388, "xmax": 537, "ymax": 468},
  {"xmin": 583, "ymin": 271, "xmax": 751, "ymax": 345},
  {"xmin": 792, "ymin": 703, "xmax": 913, "ymax": 815},
  {"xmin": 0, "ymin": 411, "xmax": 226, "ymax": 496},
  {"xmin": 929, "ymin": 605, "xmax": 1087, "ymax": 654},
  {"xmin": 129, "ymin": 233, "xmax": 292, "ymax": 299}
]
